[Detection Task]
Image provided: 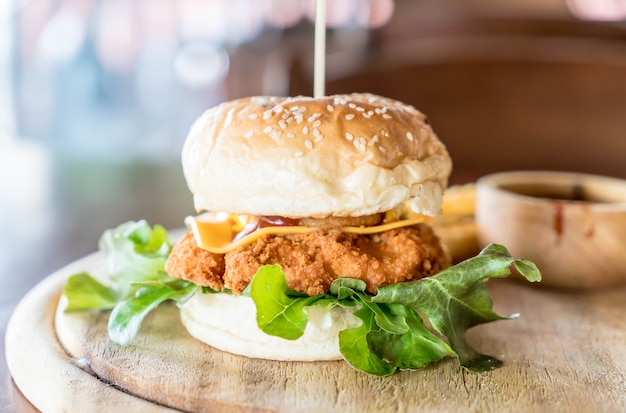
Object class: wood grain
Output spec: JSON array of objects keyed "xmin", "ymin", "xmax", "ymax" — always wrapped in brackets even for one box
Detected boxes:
[{"xmin": 7, "ymin": 253, "xmax": 626, "ymax": 412}]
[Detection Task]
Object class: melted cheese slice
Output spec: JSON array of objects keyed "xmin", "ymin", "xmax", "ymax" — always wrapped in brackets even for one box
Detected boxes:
[{"xmin": 186, "ymin": 213, "xmax": 425, "ymax": 254}]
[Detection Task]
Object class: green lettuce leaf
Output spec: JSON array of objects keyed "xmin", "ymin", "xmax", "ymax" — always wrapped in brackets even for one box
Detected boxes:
[
  {"xmin": 367, "ymin": 307, "xmax": 455, "ymax": 370},
  {"xmin": 249, "ymin": 264, "xmax": 326, "ymax": 340},
  {"xmin": 98, "ymin": 221, "xmax": 173, "ymax": 295},
  {"xmin": 338, "ymin": 305, "xmax": 397, "ymax": 376},
  {"xmin": 250, "ymin": 244, "xmax": 541, "ymax": 375},
  {"xmin": 372, "ymin": 243, "xmax": 541, "ymax": 372},
  {"xmin": 63, "ymin": 272, "xmax": 120, "ymax": 311},
  {"xmin": 109, "ymin": 279, "xmax": 197, "ymax": 346},
  {"xmin": 63, "ymin": 220, "xmax": 198, "ymax": 345}
]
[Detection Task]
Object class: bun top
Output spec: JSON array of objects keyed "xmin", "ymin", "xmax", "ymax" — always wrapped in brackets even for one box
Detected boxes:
[{"xmin": 182, "ymin": 93, "xmax": 452, "ymax": 218}]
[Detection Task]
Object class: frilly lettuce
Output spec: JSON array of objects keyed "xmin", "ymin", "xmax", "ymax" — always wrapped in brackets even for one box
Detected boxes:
[{"xmin": 63, "ymin": 221, "xmax": 197, "ymax": 345}]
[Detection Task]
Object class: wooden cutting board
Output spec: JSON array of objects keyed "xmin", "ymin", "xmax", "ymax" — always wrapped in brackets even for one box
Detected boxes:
[{"xmin": 6, "ymin": 252, "xmax": 626, "ymax": 412}]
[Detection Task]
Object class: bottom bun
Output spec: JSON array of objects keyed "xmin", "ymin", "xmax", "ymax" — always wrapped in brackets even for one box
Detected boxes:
[{"xmin": 179, "ymin": 292, "xmax": 360, "ymax": 361}]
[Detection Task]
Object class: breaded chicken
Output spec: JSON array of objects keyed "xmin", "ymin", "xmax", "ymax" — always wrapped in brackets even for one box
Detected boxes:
[
  {"xmin": 165, "ymin": 224, "xmax": 450, "ymax": 296},
  {"xmin": 164, "ymin": 232, "xmax": 225, "ymax": 291}
]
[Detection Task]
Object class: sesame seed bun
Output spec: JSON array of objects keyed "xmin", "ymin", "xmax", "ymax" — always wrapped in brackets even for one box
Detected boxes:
[{"xmin": 182, "ymin": 93, "xmax": 452, "ymax": 218}]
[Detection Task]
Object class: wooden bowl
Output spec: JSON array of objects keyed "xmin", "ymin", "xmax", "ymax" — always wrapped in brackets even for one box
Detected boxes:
[{"xmin": 475, "ymin": 171, "xmax": 626, "ymax": 289}]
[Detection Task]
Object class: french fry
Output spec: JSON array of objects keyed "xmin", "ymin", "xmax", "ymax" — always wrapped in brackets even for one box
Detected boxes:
[{"xmin": 441, "ymin": 183, "xmax": 476, "ymax": 216}]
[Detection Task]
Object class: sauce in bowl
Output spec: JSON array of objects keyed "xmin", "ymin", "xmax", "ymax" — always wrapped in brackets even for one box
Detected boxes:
[{"xmin": 476, "ymin": 171, "xmax": 626, "ymax": 289}]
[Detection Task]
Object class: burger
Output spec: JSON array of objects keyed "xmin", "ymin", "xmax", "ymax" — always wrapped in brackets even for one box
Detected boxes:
[
  {"xmin": 63, "ymin": 93, "xmax": 540, "ymax": 376},
  {"xmin": 166, "ymin": 93, "xmax": 451, "ymax": 361}
]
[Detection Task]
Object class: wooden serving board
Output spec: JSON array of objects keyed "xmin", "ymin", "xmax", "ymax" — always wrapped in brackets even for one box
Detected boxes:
[{"xmin": 6, "ymin": 252, "xmax": 626, "ymax": 412}]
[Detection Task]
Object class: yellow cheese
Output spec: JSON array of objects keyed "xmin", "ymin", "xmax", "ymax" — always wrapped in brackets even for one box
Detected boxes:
[{"xmin": 186, "ymin": 214, "xmax": 425, "ymax": 254}]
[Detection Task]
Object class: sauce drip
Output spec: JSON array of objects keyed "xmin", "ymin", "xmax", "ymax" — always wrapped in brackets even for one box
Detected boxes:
[{"xmin": 553, "ymin": 203, "xmax": 564, "ymax": 238}]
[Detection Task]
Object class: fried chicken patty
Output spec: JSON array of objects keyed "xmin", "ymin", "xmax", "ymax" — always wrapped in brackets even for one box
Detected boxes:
[{"xmin": 165, "ymin": 224, "xmax": 451, "ymax": 296}]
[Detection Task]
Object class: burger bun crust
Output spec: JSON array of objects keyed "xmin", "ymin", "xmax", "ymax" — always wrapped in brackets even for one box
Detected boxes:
[{"xmin": 182, "ymin": 93, "xmax": 452, "ymax": 218}]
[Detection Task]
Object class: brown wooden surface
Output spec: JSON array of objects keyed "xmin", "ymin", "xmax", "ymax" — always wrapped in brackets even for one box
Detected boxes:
[{"xmin": 6, "ymin": 251, "xmax": 626, "ymax": 413}]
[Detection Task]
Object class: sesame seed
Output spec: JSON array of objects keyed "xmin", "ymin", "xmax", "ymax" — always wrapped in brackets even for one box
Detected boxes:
[
  {"xmin": 314, "ymin": 135, "xmax": 323, "ymax": 142},
  {"xmin": 263, "ymin": 126, "xmax": 273, "ymax": 134},
  {"xmin": 345, "ymin": 132, "xmax": 354, "ymax": 141},
  {"xmin": 381, "ymin": 107, "xmax": 388, "ymax": 113},
  {"xmin": 290, "ymin": 106, "xmax": 299, "ymax": 112},
  {"xmin": 327, "ymin": 104, "xmax": 334, "ymax": 112},
  {"xmin": 345, "ymin": 114, "xmax": 355, "ymax": 120},
  {"xmin": 270, "ymin": 131, "xmax": 281, "ymax": 140},
  {"xmin": 383, "ymin": 114, "xmax": 392, "ymax": 120},
  {"xmin": 244, "ymin": 130, "xmax": 253, "ymax": 138},
  {"xmin": 297, "ymin": 106, "xmax": 307, "ymax": 112},
  {"xmin": 287, "ymin": 132, "xmax": 295, "ymax": 138},
  {"xmin": 305, "ymin": 140, "xmax": 313, "ymax": 149},
  {"xmin": 295, "ymin": 150, "xmax": 304, "ymax": 157},
  {"xmin": 279, "ymin": 120, "xmax": 287, "ymax": 129},
  {"xmin": 307, "ymin": 113, "xmax": 321, "ymax": 122},
  {"xmin": 363, "ymin": 113, "xmax": 372, "ymax": 119},
  {"xmin": 378, "ymin": 146, "xmax": 386, "ymax": 153},
  {"xmin": 313, "ymin": 128, "xmax": 320, "ymax": 136},
  {"xmin": 313, "ymin": 120, "xmax": 321, "ymax": 128},
  {"xmin": 356, "ymin": 106, "xmax": 365, "ymax": 112},
  {"xmin": 263, "ymin": 110, "xmax": 272, "ymax": 120},
  {"xmin": 249, "ymin": 114, "xmax": 258, "ymax": 120},
  {"xmin": 303, "ymin": 126, "xmax": 309, "ymax": 134},
  {"xmin": 372, "ymin": 135, "xmax": 379, "ymax": 143},
  {"xmin": 349, "ymin": 103, "xmax": 356, "ymax": 109},
  {"xmin": 407, "ymin": 131, "xmax": 414, "ymax": 141}
]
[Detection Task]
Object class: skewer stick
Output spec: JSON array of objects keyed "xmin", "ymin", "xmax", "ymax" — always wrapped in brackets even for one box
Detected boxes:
[{"xmin": 313, "ymin": 0, "xmax": 327, "ymax": 98}]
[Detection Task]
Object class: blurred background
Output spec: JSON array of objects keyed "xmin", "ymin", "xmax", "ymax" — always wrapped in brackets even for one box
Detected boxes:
[{"xmin": 2, "ymin": 0, "xmax": 626, "ymax": 408}]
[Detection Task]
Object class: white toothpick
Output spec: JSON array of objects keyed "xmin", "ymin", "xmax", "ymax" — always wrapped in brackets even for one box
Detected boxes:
[{"xmin": 314, "ymin": 0, "xmax": 327, "ymax": 98}]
